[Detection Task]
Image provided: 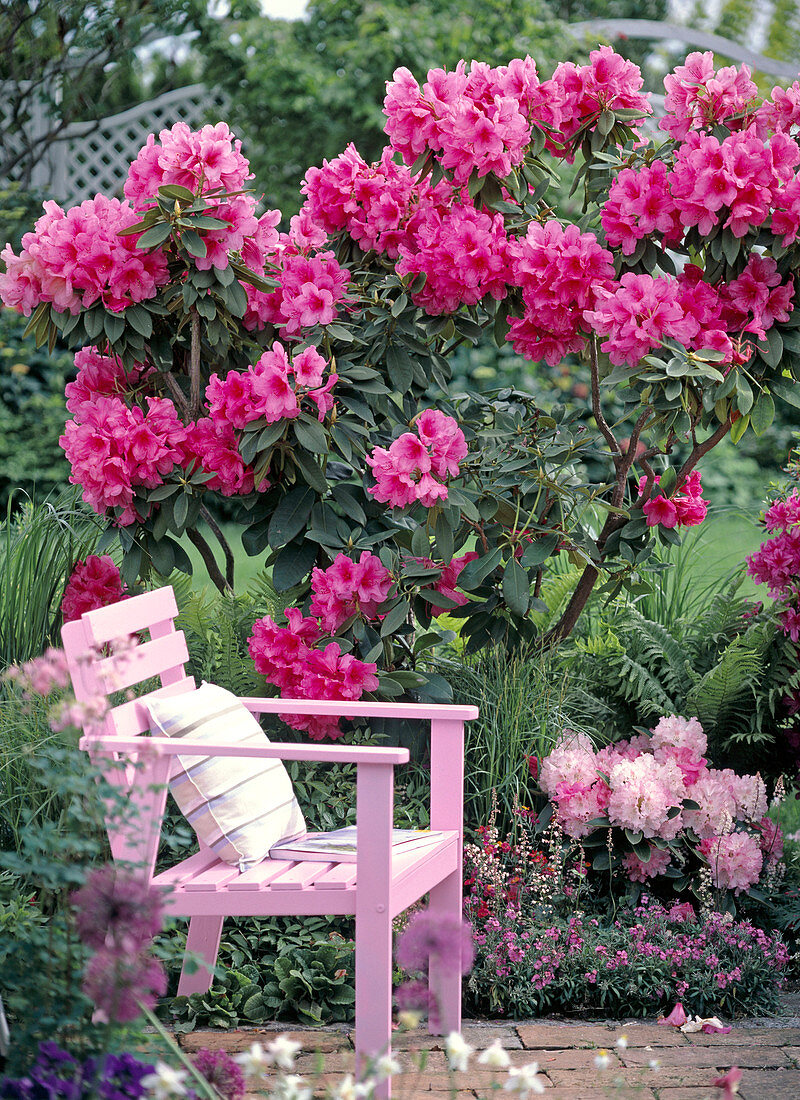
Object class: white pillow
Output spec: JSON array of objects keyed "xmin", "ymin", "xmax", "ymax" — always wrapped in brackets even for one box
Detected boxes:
[{"xmin": 147, "ymin": 683, "xmax": 306, "ymax": 872}]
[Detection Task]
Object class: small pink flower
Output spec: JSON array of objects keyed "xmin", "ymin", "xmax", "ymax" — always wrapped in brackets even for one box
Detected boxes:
[{"xmin": 712, "ymin": 1066, "xmax": 742, "ymax": 1098}]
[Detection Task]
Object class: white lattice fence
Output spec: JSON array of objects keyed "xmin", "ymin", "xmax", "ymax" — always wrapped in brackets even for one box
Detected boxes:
[
  {"xmin": 1, "ymin": 84, "xmax": 229, "ymax": 206},
  {"xmin": 52, "ymin": 85, "xmax": 229, "ymax": 205}
]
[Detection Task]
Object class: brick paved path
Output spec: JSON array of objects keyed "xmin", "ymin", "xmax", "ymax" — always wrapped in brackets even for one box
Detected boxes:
[{"xmin": 179, "ymin": 1013, "xmax": 800, "ymax": 1099}]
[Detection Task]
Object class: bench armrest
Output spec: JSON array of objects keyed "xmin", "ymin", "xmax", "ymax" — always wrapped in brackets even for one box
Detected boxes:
[{"xmin": 79, "ymin": 735, "xmax": 409, "ymax": 766}]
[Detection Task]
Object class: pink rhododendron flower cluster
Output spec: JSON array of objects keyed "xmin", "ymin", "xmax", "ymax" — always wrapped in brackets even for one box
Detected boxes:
[
  {"xmin": 746, "ymin": 489, "xmax": 800, "ymax": 641},
  {"xmin": 540, "ymin": 46, "xmax": 652, "ymax": 150},
  {"xmin": 660, "ymin": 52, "xmax": 758, "ymax": 141},
  {"xmin": 699, "ymin": 832, "xmax": 764, "ymax": 894},
  {"xmin": 669, "ymin": 127, "xmax": 799, "ymax": 239},
  {"xmin": 367, "ymin": 409, "xmax": 467, "ymax": 509},
  {"xmin": 65, "ymin": 347, "xmax": 150, "ymax": 417},
  {"xmin": 309, "ymin": 551, "xmax": 393, "ymax": 633},
  {"xmin": 61, "ymin": 555, "xmax": 128, "ymax": 623},
  {"xmin": 243, "ymin": 243, "xmax": 350, "ymax": 336},
  {"xmin": 206, "ymin": 341, "xmax": 337, "ymax": 428},
  {"xmin": 183, "ymin": 417, "xmax": 263, "ymax": 498},
  {"xmin": 412, "ymin": 551, "xmax": 479, "ymax": 616},
  {"xmin": 384, "ymin": 59, "xmax": 536, "ymax": 182},
  {"xmin": 585, "ymin": 273, "xmax": 701, "ymax": 367},
  {"xmin": 719, "ymin": 254, "xmax": 794, "ymax": 341},
  {"xmin": 124, "ymin": 121, "xmax": 271, "ymax": 271},
  {"xmin": 0, "ymin": 195, "xmax": 169, "ymax": 315},
  {"xmin": 506, "ymin": 220, "xmax": 615, "ymax": 365},
  {"xmin": 301, "ymin": 143, "xmax": 450, "ymax": 260},
  {"xmin": 247, "ymin": 605, "xmax": 379, "ymax": 740},
  {"xmin": 396, "ymin": 203, "xmax": 510, "ymax": 315},
  {"xmin": 601, "ymin": 159, "xmax": 684, "ymax": 256},
  {"xmin": 538, "ymin": 715, "xmax": 774, "ymax": 892},
  {"xmin": 756, "ymin": 80, "xmax": 800, "ymax": 137},
  {"xmin": 639, "ymin": 470, "xmax": 708, "ymax": 530},
  {"xmin": 60, "ymin": 394, "xmax": 187, "ymax": 525}
]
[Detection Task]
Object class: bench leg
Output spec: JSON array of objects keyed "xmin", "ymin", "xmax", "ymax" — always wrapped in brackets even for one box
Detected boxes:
[
  {"xmin": 355, "ymin": 910, "xmax": 393, "ymax": 1099},
  {"xmin": 178, "ymin": 915, "xmax": 224, "ymax": 996},
  {"xmin": 427, "ymin": 870, "xmax": 462, "ymax": 1036}
]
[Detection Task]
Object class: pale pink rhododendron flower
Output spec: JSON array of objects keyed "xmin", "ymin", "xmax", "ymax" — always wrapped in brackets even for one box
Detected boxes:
[
  {"xmin": 622, "ymin": 847, "xmax": 672, "ymax": 882},
  {"xmin": 700, "ymin": 832, "xmax": 764, "ymax": 893},
  {"xmin": 61, "ymin": 555, "xmax": 128, "ymax": 623}
]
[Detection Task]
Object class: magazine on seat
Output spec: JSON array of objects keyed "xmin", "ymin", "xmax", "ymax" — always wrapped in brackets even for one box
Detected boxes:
[{"xmin": 269, "ymin": 825, "xmax": 445, "ymax": 863}]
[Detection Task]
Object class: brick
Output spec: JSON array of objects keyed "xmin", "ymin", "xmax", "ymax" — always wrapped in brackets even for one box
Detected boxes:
[
  {"xmin": 739, "ymin": 1068, "xmax": 800, "ymax": 1100},
  {"xmin": 540, "ymin": 1091, "xmax": 655, "ymax": 1100},
  {"xmin": 654, "ymin": 1090, "xmax": 716, "ymax": 1100},
  {"xmin": 548, "ymin": 1065, "xmax": 718, "ymax": 1088},
  {"xmin": 516, "ymin": 1023, "xmax": 614, "ymax": 1049},
  {"xmin": 622, "ymin": 1045, "xmax": 790, "ymax": 1070},
  {"xmin": 782, "ymin": 1046, "xmax": 800, "ymax": 1065},
  {"xmin": 179, "ymin": 1028, "xmax": 349, "ymax": 1054},
  {"xmin": 528, "ymin": 1048, "xmax": 623, "ymax": 1071},
  {"xmin": 684, "ymin": 1026, "xmax": 800, "ymax": 1046},
  {"xmin": 612, "ymin": 1024, "xmax": 690, "ymax": 1046}
]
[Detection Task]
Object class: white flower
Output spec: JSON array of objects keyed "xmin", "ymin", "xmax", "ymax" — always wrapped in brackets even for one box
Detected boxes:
[
  {"xmin": 397, "ymin": 1009, "xmax": 422, "ymax": 1030},
  {"xmin": 445, "ymin": 1031, "xmax": 474, "ymax": 1072},
  {"xmin": 615, "ymin": 1034, "xmax": 628, "ymax": 1050},
  {"xmin": 594, "ymin": 1050, "xmax": 612, "ymax": 1070},
  {"xmin": 272, "ymin": 1074, "xmax": 311, "ymax": 1100},
  {"xmin": 140, "ymin": 1062, "xmax": 188, "ymax": 1100},
  {"xmin": 331, "ymin": 1074, "xmax": 372, "ymax": 1099},
  {"xmin": 504, "ymin": 1062, "xmax": 546, "ymax": 1094},
  {"xmin": 268, "ymin": 1034, "xmax": 302, "ymax": 1071},
  {"xmin": 478, "ymin": 1040, "xmax": 511, "ymax": 1070},
  {"xmin": 648, "ymin": 1057, "xmax": 661, "ymax": 1071},
  {"xmin": 374, "ymin": 1054, "xmax": 402, "ymax": 1080},
  {"xmin": 234, "ymin": 1042, "xmax": 271, "ymax": 1078}
]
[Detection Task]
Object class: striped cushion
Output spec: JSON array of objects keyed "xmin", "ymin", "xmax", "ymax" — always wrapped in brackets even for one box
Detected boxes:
[{"xmin": 147, "ymin": 683, "xmax": 306, "ymax": 872}]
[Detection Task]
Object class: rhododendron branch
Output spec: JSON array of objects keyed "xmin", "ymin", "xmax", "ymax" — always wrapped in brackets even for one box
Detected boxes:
[
  {"xmin": 190, "ymin": 310, "xmax": 201, "ymax": 418},
  {"xmin": 675, "ymin": 415, "xmax": 734, "ymax": 488},
  {"xmin": 186, "ymin": 528, "xmax": 232, "ymax": 595},
  {"xmin": 590, "ymin": 334, "xmax": 623, "ymax": 461},
  {"xmin": 162, "ymin": 369, "xmax": 191, "ymax": 420},
  {"xmin": 199, "ymin": 503, "xmax": 235, "ymax": 590}
]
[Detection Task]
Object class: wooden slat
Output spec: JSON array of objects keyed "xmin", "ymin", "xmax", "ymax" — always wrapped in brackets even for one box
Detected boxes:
[
  {"xmin": 228, "ymin": 859, "xmax": 299, "ymax": 891},
  {"xmin": 184, "ymin": 862, "xmax": 242, "ymax": 892},
  {"xmin": 313, "ymin": 863, "xmax": 357, "ymax": 890},
  {"xmin": 269, "ymin": 861, "xmax": 336, "ymax": 890},
  {"xmin": 152, "ymin": 847, "xmax": 217, "ymax": 888},
  {"xmin": 109, "ymin": 679, "xmax": 196, "ymax": 737},
  {"xmin": 241, "ymin": 697, "xmax": 479, "ymax": 722},
  {"xmin": 95, "ymin": 631, "xmax": 189, "ymax": 692},
  {"xmin": 83, "ymin": 588, "xmax": 178, "ymax": 645}
]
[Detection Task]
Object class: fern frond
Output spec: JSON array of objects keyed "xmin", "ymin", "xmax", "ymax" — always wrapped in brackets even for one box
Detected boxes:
[
  {"xmin": 684, "ymin": 635, "xmax": 764, "ymax": 733},
  {"xmin": 613, "ymin": 655, "xmax": 679, "ymax": 718},
  {"xmin": 247, "ymin": 568, "xmax": 289, "ymax": 619},
  {"xmin": 530, "ymin": 567, "xmax": 583, "ymax": 630},
  {"xmin": 614, "ymin": 607, "xmax": 692, "ymax": 702}
]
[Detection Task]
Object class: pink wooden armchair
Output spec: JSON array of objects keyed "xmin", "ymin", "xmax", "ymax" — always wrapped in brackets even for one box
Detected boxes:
[{"xmin": 61, "ymin": 586, "xmax": 477, "ymax": 1094}]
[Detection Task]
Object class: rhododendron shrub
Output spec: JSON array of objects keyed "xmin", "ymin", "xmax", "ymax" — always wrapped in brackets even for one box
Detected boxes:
[
  {"xmin": 535, "ymin": 715, "xmax": 780, "ymax": 899},
  {"xmin": 7, "ymin": 49, "xmax": 800, "ymax": 730}
]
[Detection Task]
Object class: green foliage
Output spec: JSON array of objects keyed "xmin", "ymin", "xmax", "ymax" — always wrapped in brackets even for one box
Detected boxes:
[
  {"xmin": 0, "ymin": 489, "xmax": 105, "ymax": 669},
  {"xmin": 0, "ymin": 306, "xmax": 73, "ymax": 512},
  {"xmin": 439, "ymin": 643, "xmax": 586, "ymax": 836},
  {"xmin": 165, "ymin": 917, "xmax": 355, "ymax": 1030},
  {"xmin": 566, "ymin": 578, "xmax": 800, "ymax": 782},
  {"xmin": 0, "ymin": 741, "xmax": 144, "ymax": 1073}
]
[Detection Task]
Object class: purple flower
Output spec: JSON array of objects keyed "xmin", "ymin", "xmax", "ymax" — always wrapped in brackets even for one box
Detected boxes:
[
  {"xmin": 191, "ymin": 1050, "xmax": 245, "ymax": 1100},
  {"xmin": 82, "ymin": 947, "xmax": 167, "ymax": 1024},
  {"xmin": 395, "ymin": 911, "xmax": 475, "ymax": 974},
  {"xmin": 72, "ymin": 867, "xmax": 163, "ymax": 952},
  {"xmin": 0, "ymin": 1045, "xmax": 155, "ymax": 1100},
  {"xmin": 394, "ymin": 978, "xmax": 429, "ymax": 1010}
]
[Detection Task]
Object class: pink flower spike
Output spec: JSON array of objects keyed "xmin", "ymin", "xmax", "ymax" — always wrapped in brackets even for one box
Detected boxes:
[
  {"xmin": 712, "ymin": 1066, "xmax": 742, "ymax": 1098},
  {"xmin": 658, "ymin": 1002, "xmax": 688, "ymax": 1027}
]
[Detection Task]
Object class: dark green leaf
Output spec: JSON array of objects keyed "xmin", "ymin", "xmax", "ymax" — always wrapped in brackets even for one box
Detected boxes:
[
  {"xmin": 135, "ymin": 222, "xmax": 173, "ymax": 249},
  {"xmin": 502, "ymin": 558, "xmax": 529, "ymax": 616},
  {"xmin": 520, "ymin": 533, "xmax": 559, "ymax": 567},
  {"xmin": 268, "ymin": 486, "xmax": 316, "ymax": 548},
  {"xmin": 272, "ymin": 540, "xmax": 317, "ymax": 591},
  {"xmin": 458, "ymin": 546, "xmax": 502, "ymax": 590},
  {"xmin": 380, "ymin": 598, "xmax": 410, "ymax": 638},
  {"xmin": 293, "ymin": 416, "xmax": 329, "ymax": 454}
]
